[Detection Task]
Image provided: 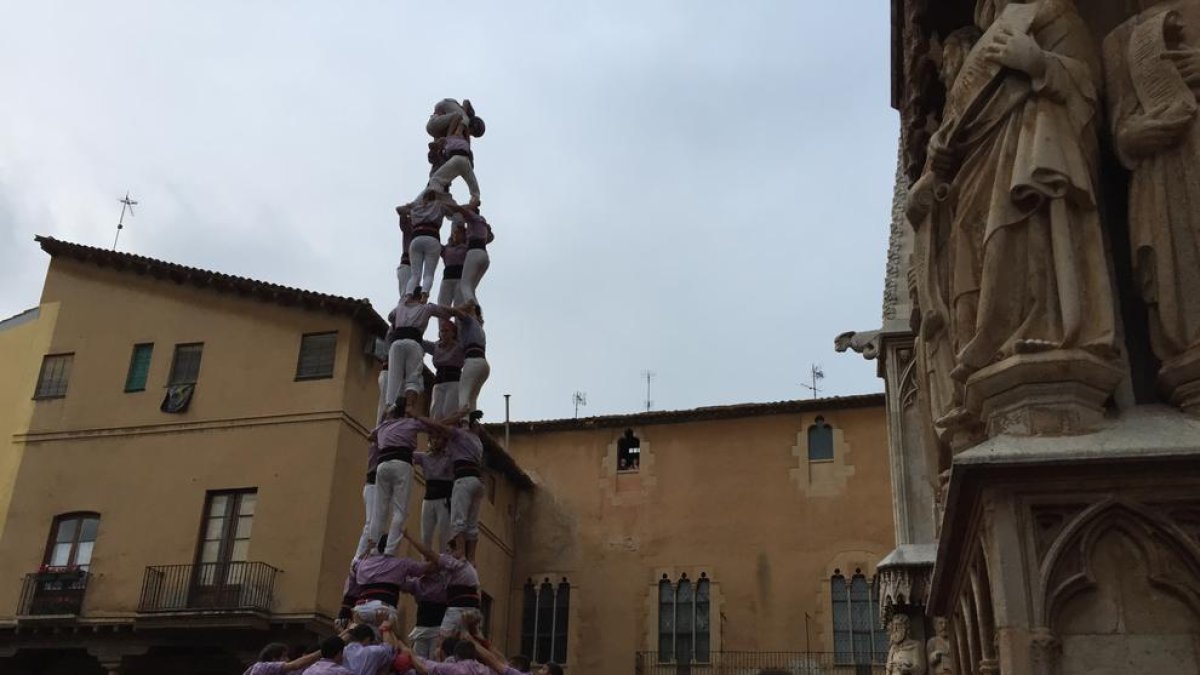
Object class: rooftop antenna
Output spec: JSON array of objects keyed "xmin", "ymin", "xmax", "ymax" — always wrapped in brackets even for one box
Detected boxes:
[
  {"xmin": 800, "ymin": 364, "xmax": 825, "ymax": 400},
  {"xmin": 113, "ymin": 191, "xmax": 138, "ymax": 251},
  {"xmin": 572, "ymin": 391, "xmax": 587, "ymax": 419},
  {"xmin": 641, "ymin": 370, "xmax": 655, "ymax": 412}
]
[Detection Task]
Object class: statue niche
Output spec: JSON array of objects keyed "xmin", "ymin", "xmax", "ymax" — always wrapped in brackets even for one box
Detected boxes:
[
  {"xmin": 910, "ymin": 0, "xmax": 1123, "ymax": 439},
  {"xmin": 1103, "ymin": 0, "xmax": 1200, "ymax": 415}
]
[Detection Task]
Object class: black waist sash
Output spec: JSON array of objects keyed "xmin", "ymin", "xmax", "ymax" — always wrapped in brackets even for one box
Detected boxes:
[
  {"xmin": 416, "ymin": 600, "xmax": 448, "ymax": 626},
  {"xmin": 447, "ymin": 584, "xmax": 481, "ymax": 608},
  {"xmin": 394, "ymin": 326, "xmax": 422, "ymax": 342},
  {"xmin": 467, "ymin": 238, "xmax": 487, "ymax": 250},
  {"xmin": 412, "ymin": 224, "xmax": 441, "ymax": 239},
  {"xmin": 365, "ymin": 469, "xmax": 377, "ymax": 485},
  {"xmin": 464, "ymin": 345, "xmax": 485, "ymax": 358},
  {"xmin": 454, "ymin": 460, "xmax": 482, "ymax": 479},
  {"xmin": 378, "ymin": 447, "xmax": 414, "ymax": 464},
  {"xmin": 435, "ymin": 366, "xmax": 462, "ymax": 383},
  {"xmin": 425, "ymin": 479, "xmax": 453, "ymax": 500},
  {"xmin": 357, "ymin": 582, "xmax": 400, "ymax": 608},
  {"xmin": 443, "ymin": 264, "xmax": 464, "ymax": 279}
]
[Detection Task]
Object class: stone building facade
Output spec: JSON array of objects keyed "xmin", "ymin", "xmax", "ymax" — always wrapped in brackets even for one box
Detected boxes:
[
  {"xmin": 0, "ymin": 237, "xmax": 897, "ymax": 674},
  {"xmin": 840, "ymin": 1, "xmax": 1200, "ymax": 673}
]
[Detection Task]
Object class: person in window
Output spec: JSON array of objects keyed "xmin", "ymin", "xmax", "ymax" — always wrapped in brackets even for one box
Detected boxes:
[
  {"xmin": 304, "ymin": 636, "xmax": 354, "ymax": 675},
  {"xmin": 338, "ymin": 533, "xmax": 438, "ymax": 634},
  {"xmin": 242, "ymin": 642, "xmax": 321, "ymax": 675}
]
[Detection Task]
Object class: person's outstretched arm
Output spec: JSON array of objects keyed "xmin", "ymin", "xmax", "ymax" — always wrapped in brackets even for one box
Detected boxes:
[{"xmin": 401, "ymin": 530, "xmax": 440, "ymax": 567}]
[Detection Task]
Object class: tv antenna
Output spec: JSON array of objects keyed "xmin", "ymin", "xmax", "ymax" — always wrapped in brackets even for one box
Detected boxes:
[
  {"xmin": 572, "ymin": 391, "xmax": 587, "ymax": 419},
  {"xmin": 641, "ymin": 370, "xmax": 655, "ymax": 411},
  {"xmin": 113, "ymin": 191, "xmax": 138, "ymax": 251},
  {"xmin": 800, "ymin": 364, "xmax": 825, "ymax": 399}
]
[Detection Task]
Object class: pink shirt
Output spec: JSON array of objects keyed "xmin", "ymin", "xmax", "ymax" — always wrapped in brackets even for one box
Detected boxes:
[
  {"xmin": 414, "ymin": 451, "xmax": 455, "ymax": 482},
  {"xmin": 343, "ymin": 554, "xmax": 429, "ymax": 599},
  {"xmin": 394, "ymin": 301, "xmax": 451, "ymax": 334},
  {"xmin": 403, "ymin": 567, "xmax": 449, "ymax": 603},
  {"xmin": 426, "ymin": 660, "xmax": 491, "ymax": 675},
  {"xmin": 343, "ymin": 643, "xmax": 395, "ymax": 675},
  {"xmin": 375, "ymin": 418, "xmax": 426, "ymax": 451},
  {"xmin": 447, "ymin": 427, "xmax": 483, "ymax": 465},
  {"xmin": 443, "ymin": 136, "xmax": 471, "ymax": 154},
  {"xmin": 244, "ymin": 663, "xmax": 288, "ymax": 675},
  {"xmin": 439, "ymin": 554, "xmax": 479, "ymax": 588},
  {"xmin": 301, "ymin": 660, "xmax": 353, "ymax": 675},
  {"xmin": 441, "ymin": 242, "xmax": 468, "ymax": 267}
]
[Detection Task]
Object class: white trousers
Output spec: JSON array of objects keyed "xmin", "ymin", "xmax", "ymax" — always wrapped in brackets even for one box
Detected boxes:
[
  {"xmin": 408, "ymin": 625, "xmax": 440, "ymax": 659},
  {"xmin": 355, "ymin": 482, "xmax": 377, "ymax": 558},
  {"xmin": 437, "ymin": 278, "xmax": 460, "ymax": 307},
  {"xmin": 421, "ymin": 496, "xmax": 452, "ymax": 553},
  {"xmin": 376, "ymin": 370, "xmax": 388, "ymax": 424},
  {"xmin": 353, "ymin": 600, "xmax": 399, "ymax": 639},
  {"xmin": 406, "ymin": 236, "xmax": 441, "ymax": 297},
  {"xmin": 458, "ymin": 250, "xmax": 490, "ymax": 307},
  {"xmin": 386, "ymin": 339, "xmax": 425, "ymax": 407},
  {"xmin": 439, "ymin": 606, "xmax": 474, "ymax": 637},
  {"xmin": 396, "ymin": 263, "xmax": 411, "ymax": 299},
  {"xmin": 371, "ymin": 459, "xmax": 413, "ymax": 555},
  {"xmin": 427, "ymin": 104, "xmax": 468, "ymax": 138},
  {"xmin": 451, "ymin": 476, "xmax": 484, "ymax": 541},
  {"xmin": 430, "ymin": 381, "xmax": 460, "ymax": 419},
  {"xmin": 459, "ymin": 357, "xmax": 490, "ymax": 414},
  {"xmin": 428, "ymin": 155, "xmax": 479, "ymax": 201}
]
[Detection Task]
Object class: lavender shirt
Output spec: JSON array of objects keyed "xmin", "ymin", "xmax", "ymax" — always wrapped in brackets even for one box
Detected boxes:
[
  {"xmin": 447, "ymin": 427, "xmax": 483, "ymax": 465},
  {"xmin": 408, "ymin": 200, "xmax": 450, "ymax": 229},
  {"xmin": 439, "ymin": 554, "xmax": 479, "ymax": 588},
  {"xmin": 457, "ymin": 315, "xmax": 486, "ymax": 351},
  {"xmin": 343, "ymin": 643, "xmax": 395, "ymax": 675},
  {"xmin": 443, "ymin": 135, "xmax": 471, "ymax": 154},
  {"xmin": 301, "ymin": 660, "xmax": 353, "ymax": 675},
  {"xmin": 394, "ymin": 301, "xmax": 451, "ymax": 334},
  {"xmin": 426, "ymin": 660, "xmax": 491, "ymax": 675},
  {"xmin": 441, "ymin": 242, "xmax": 468, "ymax": 267},
  {"xmin": 403, "ymin": 566, "xmax": 450, "ymax": 603},
  {"xmin": 423, "ymin": 339, "xmax": 465, "ymax": 371},
  {"xmin": 375, "ymin": 418, "xmax": 426, "ymax": 451},
  {"xmin": 244, "ymin": 663, "xmax": 288, "ymax": 675},
  {"xmin": 343, "ymin": 553, "xmax": 429, "ymax": 599},
  {"xmin": 414, "ymin": 451, "xmax": 455, "ymax": 482},
  {"xmin": 463, "ymin": 211, "xmax": 491, "ymax": 244}
]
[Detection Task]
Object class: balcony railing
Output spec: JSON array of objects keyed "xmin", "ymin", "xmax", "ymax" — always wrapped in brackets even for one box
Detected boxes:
[
  {"xmin": 138, "ymin": 561, "xmax": 279, "ymax": 613},
  {"xmin": 635, "ymin": 652, "xmax": 885, "ymax": 675},
  {"xmin": 17, "ymin": 570, "xmax": 90, "ymax": 617}
]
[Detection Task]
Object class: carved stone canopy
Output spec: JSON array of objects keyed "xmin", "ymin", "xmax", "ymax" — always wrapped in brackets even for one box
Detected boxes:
[{"xmin": 877, "ymin": 543, "xmax": 937, "ymax": 623}]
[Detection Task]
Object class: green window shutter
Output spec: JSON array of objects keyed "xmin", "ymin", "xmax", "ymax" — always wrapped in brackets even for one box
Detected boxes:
[{"xmin": 124, "ymin": 343, "xmax": 153, "ymax": 392}]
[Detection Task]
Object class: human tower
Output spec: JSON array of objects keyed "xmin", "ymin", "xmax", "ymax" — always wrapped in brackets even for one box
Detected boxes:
[{"xmin": 335, "ymin": 98, "xmax": 522, "ymax": 671}]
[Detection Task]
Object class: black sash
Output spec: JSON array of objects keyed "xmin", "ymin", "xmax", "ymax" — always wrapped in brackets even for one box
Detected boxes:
[
  {"xmin": 416, "ymin": 601, "xmax": 448, "ymax": 626},
  {"xmin": 379, "ymin": 447, "xmax": 414, "ymax": 464},
  {"xmin": 443, "ymin": 264, "xmax": 464, "ymax": 279},
  {"xmin": 365, "ymin": 469, "xmax": 377, "ymax": 485},
  {"xmin": 467, "ymin": 238, "xmax": 487, "ymax": 251},
  {"xmin": 425, "ymin": 479, "xmax": 453, "ymax": 500},
  {"xmin": 464, "ymin": 345, "xmax": 485, "ymax": 358},
  {"xmin": 357, "ymin": 582, "xmax": 400, "ymax": 608},
  {"xmin": 435, "ymin": 367, "xmax": 462, "ymax": 383},
  {"xmin": 454, "ymin": 461, "xmax": 481, "ymax": 479},
  {"xmin": 394, "ymin": 327, "xmax": 422, "ymax": 342},
  {"xmin": 447, "ymin": 584, "xmax": 481, "ymax": 608}
]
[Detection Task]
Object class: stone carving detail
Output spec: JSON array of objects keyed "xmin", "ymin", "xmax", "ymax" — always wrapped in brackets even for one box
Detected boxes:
[
  {"xmin": 878, "ymin": 564, "xmax": 932, "ymax": 623},
  {"xmin": 906, "ymin": 0, "xmax": 1123, "ymax": 441},
  {"xmin": 834, "ymin": 329, "xmax": 882, "ymax": 360},
  {"xmin": 927, "ymin": 616, "xmax": 954, "ymax": 675},
  {"xmin": 885, "ymin": 614, "xmax": 928, "ymax": 675},
  {"xmin": 1029, "ymin": 627, "xmax": 1062, "ymax": 675},
  {"xmin": 1103, "ymin": 2, "xmax": 1200, "ymax": 415}
]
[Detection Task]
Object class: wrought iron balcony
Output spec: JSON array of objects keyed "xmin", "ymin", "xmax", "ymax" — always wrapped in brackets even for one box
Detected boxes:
[
  {"xmin": 17, "ymin": 569, "xmax": 90, "ymax": 618},
  {"xmin": 137, "ymin": 561, "xmax": 279, "ymax": 614},
  {"xmin": 635, "ymin": 652, "xmax": 885, "ymax": 675}
]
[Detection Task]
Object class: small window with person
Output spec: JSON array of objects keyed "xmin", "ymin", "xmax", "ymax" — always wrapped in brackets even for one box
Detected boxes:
[
  {"xmin": 617, "ymin": 429, "xmax": 641, "ymax": 472},
  {"xmin": 34, "ymin": 353, "xmax": 74, "ymax": 399},
  {"xmin": 808, "ymin": 416, "xmax": 834, "ymax": 461},
  {"xmin": 124, "ymin": 343, "xmax": 154, "ymax": 392},
  {"xmin": 295, "ymin": 332, "xmax": 337, "ymax": 380},
  {"xmin": 168, "ymin": 343, "xmax": 204, "ymax": 386}
]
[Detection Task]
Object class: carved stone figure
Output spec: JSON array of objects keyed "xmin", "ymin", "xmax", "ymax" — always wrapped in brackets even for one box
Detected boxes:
[
  {"xmin": 1103, "ymin": 1, "xmax": 1200, "ymax": 414},
  {"xmin": 922, "ymin": 0, "xmax": 1122, "ymax": 435},
  {"xmin": 834, "ymin": 330, "xmax": 882, "ymax": 360},
  {"xmin": 927, "ymin": 616, "xmax": 954, "ymax": 675},
  {"xmin": 907, "ymin": 26, "xmax": 983, "ymax": 444},
  {"xmin": 886, "ymin": 614, "xmax": 928, "ymax": 675}
]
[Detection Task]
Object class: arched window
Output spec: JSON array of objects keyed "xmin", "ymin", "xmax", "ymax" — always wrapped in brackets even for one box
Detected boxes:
[
  {"xmin": 617, "ymin": 429, "xmax": 641, "ymax": 471},
  {"xmin": 830, "ymin": 568, "xmax": 887, "ymax": 665},
  {"xmin": 808, "ymin": 416, "xmax": 834, "ymax": 461},
  {"xmin": 44, "ymin": 513, "xmax": 100, "ymax": 570},
  {"xmin": 520, "ymin": 577, "xmax": 571, "ymax": 665},
  {"xmin": 657, "ymin": 573, "xmax": 712, "ymax": 664}
]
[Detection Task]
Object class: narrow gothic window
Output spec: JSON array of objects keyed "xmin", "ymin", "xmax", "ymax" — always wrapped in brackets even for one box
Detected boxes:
[
  {"xmin": 520, "ymin": 577, "xmax": 571, "ymax": 665},
  {"xmin": 830, "ymin": 568, "xmax": 887, "ymax": 665},
  {"xmin": 657, "ymin": 573, "xmax": 712, "ymax": 664},
  {"xmin": 808, "ymin": 416, "xmax": 834, "ymax": 460}
]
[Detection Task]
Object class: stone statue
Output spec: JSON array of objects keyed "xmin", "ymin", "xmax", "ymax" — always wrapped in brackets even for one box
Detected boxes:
[
  {"xmin": 885, "ymin": 614, "xmax": 928, "ymax": 675},
  {"xmin": 907, "ymin": 26, "xmax": 982, "ymax": 438},
  {"xmin": 930, "ymin": 0, "xmax": 1117, "ymax": 373},
  {"xmin": 927, "ymin": 616, "xmax": 954, "ymax": 674},
  {"xmin": 1103, "ymin": 1, "xmax": 1200, "ymax": 413},
  {"xmin": 834, "ymin": 330, "xmax": 882, "ymax": 360}
]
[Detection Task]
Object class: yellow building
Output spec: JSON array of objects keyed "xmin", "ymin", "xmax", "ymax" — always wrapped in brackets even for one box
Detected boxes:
[
  {"xmin": 0, "ymin": 237, "xmax": 893, "ymax": 674},
  {"xmin": 0, "ymin": 238, "xmax": 528, "ymax": 674}
]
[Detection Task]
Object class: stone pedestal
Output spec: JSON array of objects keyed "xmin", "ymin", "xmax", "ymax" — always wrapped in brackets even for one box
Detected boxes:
[
  {"xmin": 927, "ymin": 407, "xmax": 1200, "ymax": 675},
  {"xmin": 1160, "ymin": 349, "xmax": 1200, "ymax": 416},
  {"xmin": 963, "ymin": 350, "xmax": 1123, "ymax": 438}
]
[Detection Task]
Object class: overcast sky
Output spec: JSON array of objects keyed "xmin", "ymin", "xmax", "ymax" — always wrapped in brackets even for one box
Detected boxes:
[{"xmin": 0, "ymin": 1, "xmax": 898, "ymax": 422}]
